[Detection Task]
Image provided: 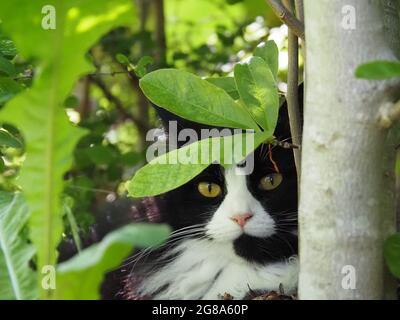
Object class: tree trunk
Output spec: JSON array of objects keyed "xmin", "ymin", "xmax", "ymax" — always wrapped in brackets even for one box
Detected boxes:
[{"xmin": 299, "ymin": 0, "xmax": 400, "ymax": 299}]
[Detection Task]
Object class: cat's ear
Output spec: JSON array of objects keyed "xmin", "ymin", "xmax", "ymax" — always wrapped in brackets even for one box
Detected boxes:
[{"xmin": 274, "ymin": 83, "xmax": 304, "ymax": 143}]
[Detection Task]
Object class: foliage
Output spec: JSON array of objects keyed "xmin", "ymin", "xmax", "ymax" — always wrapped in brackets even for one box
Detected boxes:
[
  {"xmin": 139, "ymin": 69, "xmax": 259, "ymax": 129},
  {"xmin": 0, "ymin": 0, "xmax": 135, "ymax": 298},
  {"xmin": 55, "ymin": 223, "xmax": 170, "ymax": 299},
  {"xmin": 128, "ymin": 41, "xmax": 280, "ymax": 197},
  {"xmin": 0, "ymin": 191, "xmax": 36, "ymax": 300}
]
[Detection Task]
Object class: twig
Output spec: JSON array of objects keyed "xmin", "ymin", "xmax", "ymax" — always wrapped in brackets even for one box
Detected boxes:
[
  {"xmin": 378, "ymin": 100, "xmax": 400, "ymax": 129},
  {"xmin": 154, "ymin": 0, "xmax": 167, "ymax": 66},
  {"xmin": 295, "ymin": 0, "xmax": 304, "ymax": 22},
  {"xmin": 77, "ymin": 76, "xmax": 91, "ymax": 119},
  {"xmin": 13, "ymin": 70, "xmax": 130, "ymax": 81},
  {"xmin": 265, "ymin": 0, "xmax": 305, "ymax": 40},
  {"xmin": 283, "ymin": 0, "xmax": 302, "ymax": 185}
]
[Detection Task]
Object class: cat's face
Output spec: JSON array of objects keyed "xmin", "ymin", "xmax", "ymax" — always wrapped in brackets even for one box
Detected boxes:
[
  {"xmin": 159, "ymin": 141, "xmax": 298, "ymax": 264},
  {"xmin": 153, "ymin": 98, "xmax": 299, "ymax": 265}
]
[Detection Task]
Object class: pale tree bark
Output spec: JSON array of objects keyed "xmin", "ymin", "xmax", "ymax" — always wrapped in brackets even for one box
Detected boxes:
[{"xmin": 299, "ymin": 0, "xmax": 400, "ymax": 299}]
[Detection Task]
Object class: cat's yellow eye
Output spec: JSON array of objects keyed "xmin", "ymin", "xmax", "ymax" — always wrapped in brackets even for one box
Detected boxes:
[
  {"xmin": 198, "ymin": 182, "xmax": 222, "ymax": 198},
  {"xmin": 259, "ymin": 173, "xmax": 283, "ymax": 191}
]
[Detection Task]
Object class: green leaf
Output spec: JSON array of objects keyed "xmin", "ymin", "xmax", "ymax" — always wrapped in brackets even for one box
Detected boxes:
[
  {"xmin": 55, "ymin": 224, "xmax": 170, "ymax": 299},
  {"xmin": 384, "ymin": 233, "xmax": 400, "ymax": 279},
  {"xmin": 139, "ymin": 69, "xmax": 259, "ymax": 130},
  {"xmin": 0, "ymin": 39, "xmax": 18, "ymax": 59},
  {"xmin": 254, "ymin": 40, "xmax": 279, "ymax": 79},
  {"xmin": 206, "ymin": 77, "xmax": 239, "ymax": 100},
  {"xmin": 128, "ymin": 132, "xmax": 269, "ymax": 197},
  {"xmin": 234, "ymin": 56, "xmax": 279, "ymax": 131},
  {"xmin": 0, "ymin": 55, "xmax": 16, "ymax": 76},
  {"xmin": 0, "ymin": 0, "xmax": 134, "ymax": 298},
  {"xmin": 128, "ymin": 142, "xmax": 210, "ymax": 198},
  {"xmin": 0, "ymin": 157, "xmax": 4, "ymax": 172},
  {"xmin": 0, "ymin": 76, "xmax": 22, "ymax": 104},
  {"xmin": 0, "ymin": 192, "xmax": 37, "ymax": 300},
  {"xmin": 134, "ymin": 55, "xmax": 154, "ymax": 78},
  {"xmin": 115, "ymin": 53, "xmax": 130, "ymax": 65},
  {"xmin": 0, "ymin": 129, "xmax": 22, "ymax": 148},
  {"xmin": 355, "ymin": 60, "xmax": 400, "ymax": 80}
]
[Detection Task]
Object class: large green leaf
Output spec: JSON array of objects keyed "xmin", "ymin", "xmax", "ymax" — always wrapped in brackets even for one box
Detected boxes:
[
  {"xmin": 128, "ymin": 132, "xmax": 269, "ymax": 197},
  {"xmin": 55, "ymin": 224, "xmax": 170, "ymax": 300},
  {"xmin": 139, "ymin": 69, "xmax": 259, "ymax": 130},
  {"xmin": 0, "ymin": 192, "xmax": 36, "ymax": 300},
  {"xmin": 0, "ymin": 0, "xmax": 134, "ymax": 298},
  {"xmin": 234, "ymin": 56, "xmax": 279, "ymax": 132},
  {"xmin": 355, "ymin": 60, "xmax": 400, "ymax": 80},
  {"xmin": 384, "ymin": 233, "xmax": 400, "ymax": 279},
  {"xmin": 254, "ymin": 40, "xmax": 279, "ymax": 79}
]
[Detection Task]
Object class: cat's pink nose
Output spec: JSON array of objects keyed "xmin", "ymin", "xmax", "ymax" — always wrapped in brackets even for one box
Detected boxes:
[{"xmin": 230, "ymin": 213, "xmax": 253, "ymax": 228}]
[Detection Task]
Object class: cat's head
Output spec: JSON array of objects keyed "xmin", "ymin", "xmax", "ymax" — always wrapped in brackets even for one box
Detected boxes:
[{"xmin": 152, "ymin": 87, "xmax": 301, "ymax": 264}]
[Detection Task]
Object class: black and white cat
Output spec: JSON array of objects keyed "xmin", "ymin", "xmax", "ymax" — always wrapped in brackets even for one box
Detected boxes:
[
  {"xmin": 118, "ymin": 87, "xmax": 302, "ymax": 300},
  {"xmin": 58, "ymin": 86, "xmax": 302, "ymax": 300}
]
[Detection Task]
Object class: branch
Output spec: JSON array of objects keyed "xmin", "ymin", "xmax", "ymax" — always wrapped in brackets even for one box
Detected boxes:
[
  {"xmin": 154, "ymin": 0, "xmax": 167, "ymax": 66},
  {"xmin": 295, "ymin": 0, "xmax": 304, "ymax": 22},
  {"xmin": 265, "ymin": 0, "xmax": 305, "ymax": 40},
  {"xmin": 283, "ymin": 0, "xmax": 302, "ymax": 185},
  {"xmin": 77, "ymin": 76, "xmax": 91, "ymax": 120},
  {"xmin": 378, "ymin": 100, "xmax": 400, "ymax": 129}
]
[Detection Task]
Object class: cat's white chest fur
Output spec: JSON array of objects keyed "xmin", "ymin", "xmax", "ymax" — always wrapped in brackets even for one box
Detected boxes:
[{"xmin": 138, "ymin": 239, "xmax": 298, "ymax": 300}]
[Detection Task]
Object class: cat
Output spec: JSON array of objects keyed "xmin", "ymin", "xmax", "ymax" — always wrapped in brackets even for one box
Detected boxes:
[
  {"xmin": 59, "ymin": 85, "xmax": 302, "ymax": 300},
  {"xmin": 119, "ymin": 86, "xmax": 302, "ymax": 300}
]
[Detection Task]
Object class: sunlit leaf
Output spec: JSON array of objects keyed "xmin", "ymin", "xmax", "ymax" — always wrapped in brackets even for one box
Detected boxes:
[
  {"xmin": 140, "ymin": 69, "xmax": 258, "ymax": 130},
  {"xmin": 234, "ymin": 56, "xmax": 279, "ymax": 131},
  {"xmin": 0, "ymin": 0, "xmax": 134, "ymax": 298},
  {"xmin": 254, "ymin": 40, "xmax": 279, "ymax": 79},
  {"xmin": 55, "ymin": 224, "xmax": 170, "ymax": 299},
  {"xmin": 0, "ymin": 192, "xmax": 37, "ymax": 300}
]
